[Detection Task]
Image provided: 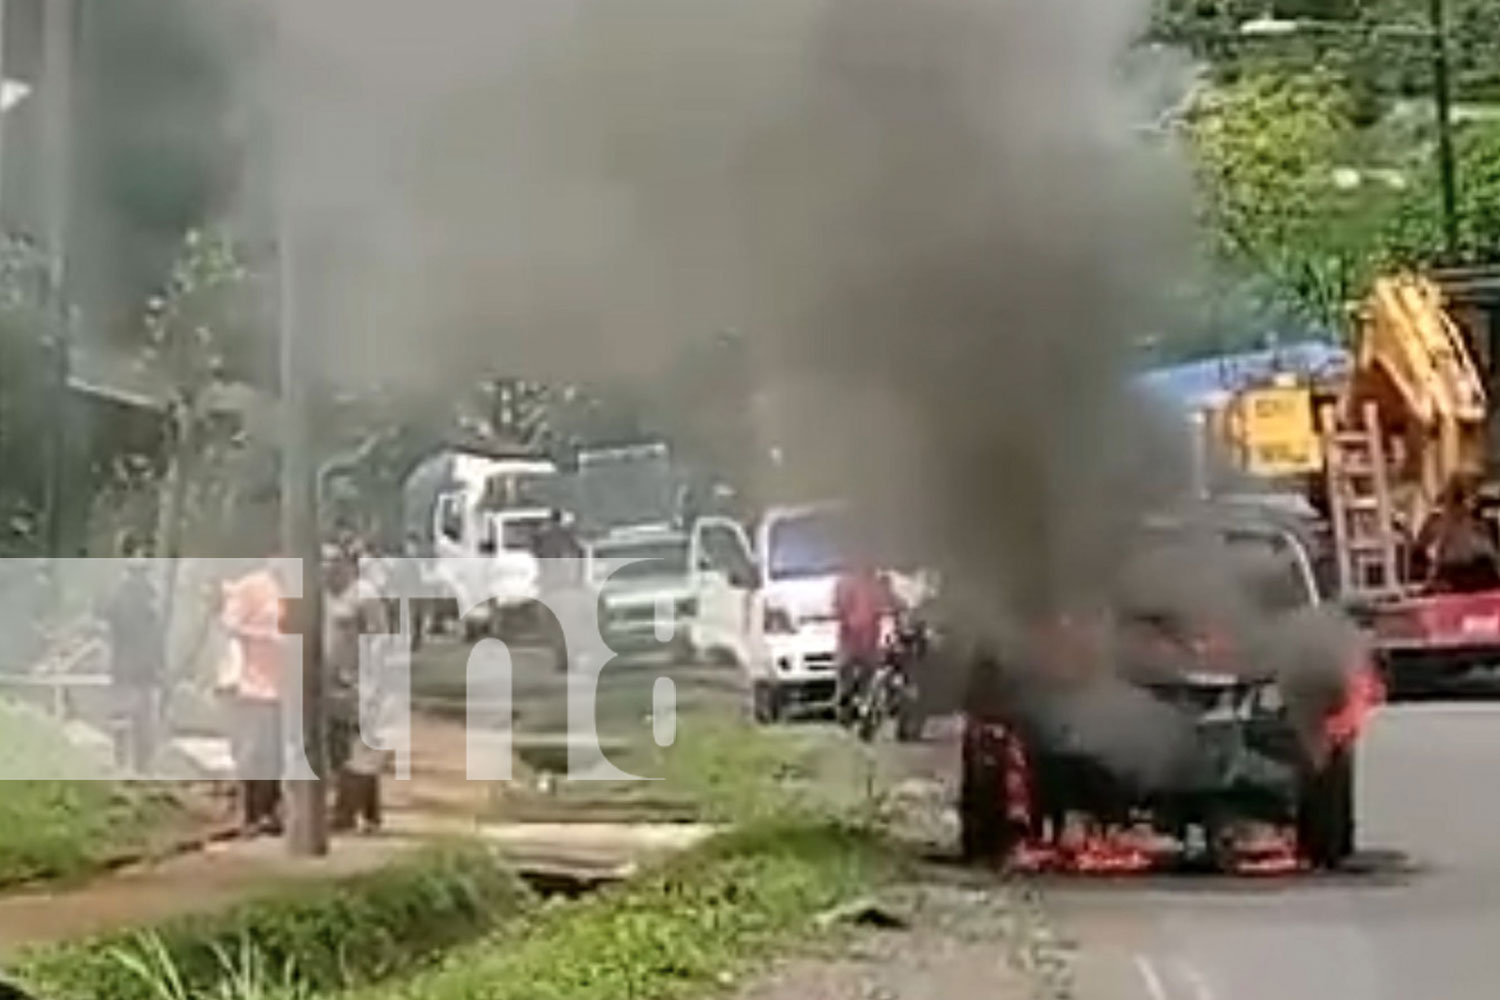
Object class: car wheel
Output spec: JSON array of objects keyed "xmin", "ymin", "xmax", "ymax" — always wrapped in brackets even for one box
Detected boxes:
[{"xmin": 752, "ymin": 683, "xmax": 781, "ymax": 725}]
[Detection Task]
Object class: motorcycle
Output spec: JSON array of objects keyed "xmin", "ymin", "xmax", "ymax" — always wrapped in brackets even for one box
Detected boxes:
[{"xmin": 851, "ymin": 619, "xmax": 928, "ymax": 743}]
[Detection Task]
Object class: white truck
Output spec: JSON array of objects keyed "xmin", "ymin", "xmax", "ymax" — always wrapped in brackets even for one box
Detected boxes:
[
  {"xmin": 587, "ymin": 518, "xmax": 767, "ymax": 668},
  {"xmin": 405, "ymin": 449, "xmax": 565, "ymax": 639}
]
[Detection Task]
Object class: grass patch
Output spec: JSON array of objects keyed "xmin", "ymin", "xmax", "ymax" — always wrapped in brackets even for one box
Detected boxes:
[
  {"xmin": 0, "ymin": 699, "xmax": 187, "ymax": 888},
  {"xmin": 0, "ymin": 781, "xmax": 183, "ymax": 888},
  {"xmin": 348, "ymin": 822, "xmax": 897, "ymax": 1000},
  {"xmin": 496, "ymin": 713, "xmax": 880, "ymax": 825},
  {"xmin": 15, "ymin": 843, "xmax": 536, "ymax": 1000}
]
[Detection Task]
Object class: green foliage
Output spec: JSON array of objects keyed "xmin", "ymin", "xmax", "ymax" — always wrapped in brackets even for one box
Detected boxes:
[
  {"xmin": 1161, "ymin": 0, "xmax": 1500, "ymax": 330},
  {"xmin": 1150, "ymin": 0, "xmax": 1500, "ymax": 102},
  {"xmin": 654, "ymin": 720, "xmax": 865, "ymax": 825},
  {"xmin": 0, "ymin": 699, "xmax": 182, "ymax": 885},
  {"xmin": 350, "ymin": 823, "xmax": 895, "ymax": 1000},
  {"xmin": 17, "ymin": 844, "xmax": 535, "ymax": 1000},
  {"xmin": 143, "ymin": 230, "xmax": 252, "ymax": 395},
  {"xmin": 104, "ymin": 933, "xmax": 310, "ymax": 1000},
  {"xmin": 122, "ymin": 228, "xmax": 278, "ymax": 560},
  {"xmin": 1190, "ymin": 70, "xmax": 1362, "ymax": 322}
]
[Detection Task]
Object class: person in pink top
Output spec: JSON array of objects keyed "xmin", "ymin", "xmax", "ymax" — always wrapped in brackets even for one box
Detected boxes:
[
  {"xmin": 218, "ymin": 562, "xmax": 287, "ymax": 835},
  {"xmin": 833, "ymin": 556, "xmax": 901, "ymax": 724}
]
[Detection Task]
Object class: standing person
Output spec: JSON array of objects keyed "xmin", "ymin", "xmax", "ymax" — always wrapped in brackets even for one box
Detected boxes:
[
  {"xmin": 218, "ymin": 562, "xmax": 286, "ymax": 836},
  {"xmin": 1415, "ymin": 480, "xmax": 1500, "ymax": 592},
  {"xmin": 833, "ymin": 556, "xmax": 901, "ymax": 725},
  {"xmin": 533, "ymin": 508, "xmax": 583, "ymax": 562},
  {"xmin": 98, "ymin": 533, "xmax": 165, "ymax": 771},
  {"xmin": 400, "ymin": 529, "xmax": 429, "ymax": 651},
  {"xmin": 324, "ymin": 543, "xmax": 391, "ymax": 833},
  {"xmin": 532, "ymin": 510, "xmax": 583, "ymax": 671}
]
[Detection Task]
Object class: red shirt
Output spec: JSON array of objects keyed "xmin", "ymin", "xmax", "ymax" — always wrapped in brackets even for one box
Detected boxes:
[{"xmin": 834, "ymin": 570, "xmax": 897, "ymax": 659}]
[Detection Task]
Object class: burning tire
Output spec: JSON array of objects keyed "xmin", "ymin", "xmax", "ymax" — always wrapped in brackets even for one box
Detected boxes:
[
  {"xmin": 959, "ymin": 756, "xmax": 1010, "ymax": 860},
  {"xmin": 1297, "ymin": 745, "xmax": 1355, "ymax": 870},
  {"xmin": 959, "ymin": 720, "xmax": 1027, "ymax": 861}
]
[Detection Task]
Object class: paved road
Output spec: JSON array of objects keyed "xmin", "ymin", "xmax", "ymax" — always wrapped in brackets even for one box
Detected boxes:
[{"xmin": 1058, "ymin": 704, "xmax": 1500, "ymax": 1000}]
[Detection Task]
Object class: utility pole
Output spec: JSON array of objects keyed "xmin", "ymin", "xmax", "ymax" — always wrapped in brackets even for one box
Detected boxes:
[
  {"xmin": 41, "ymin": 0, "xmax": 74, "ymax": 557},
  {"xmin": 1429, "ymin": 0, "xmax": 1459, "ymax": 259},
  {"xmin": 0, "ymin": 0, "xmax": 9, "ymax": 222},
  {"xmin": 272, "ymin": 0, "xmax": 328, "ymax": 858}
]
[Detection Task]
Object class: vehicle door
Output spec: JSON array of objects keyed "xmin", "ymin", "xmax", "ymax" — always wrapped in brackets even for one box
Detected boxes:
[
  {"xmin": 492, "ymin": 514, "xmax": 547, "ymax": 604},
  {"xmin": 434, "ymin": 491, "xmax": 468, "ymax": 560},
  {"xmin": 692, "ymin": 517, "xmax": 763, "ymax": 653},
  {"xmin": 433, "ymin": 492, "xmax": 489, "ymax": 615}
]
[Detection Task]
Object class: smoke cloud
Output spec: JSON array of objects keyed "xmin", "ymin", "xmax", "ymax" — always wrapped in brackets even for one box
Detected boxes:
[
  {"xmin": 191, "ymin": 0, "xmax": 1378, "ymax": 790},
  {"xmin": 255, "ymin": 0, "xmax": 1194, "ymax": 630}
]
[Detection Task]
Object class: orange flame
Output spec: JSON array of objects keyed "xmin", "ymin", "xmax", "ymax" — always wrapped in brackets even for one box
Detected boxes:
[{"xmin": 1325, "ymin": 662, "xmax": 1385, "ymax": 751}]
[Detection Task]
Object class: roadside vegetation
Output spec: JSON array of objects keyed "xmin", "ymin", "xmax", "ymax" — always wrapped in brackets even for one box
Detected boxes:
[
  {"xmin": 16, "ymin": 843, "xmax": 535, "ymax": 1000},
  {"xmin": 347, "ymin": 823, "xmax": 895, "ymax": 1000},
  {"xmin": 0, "ymin": 700, "xmax": 190, "ymax": 888},
  {"xmin": 11, "ymin": 718, "xmax": 910, "ymax": 1000}
]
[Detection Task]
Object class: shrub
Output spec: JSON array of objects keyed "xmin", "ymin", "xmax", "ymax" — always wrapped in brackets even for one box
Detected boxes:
[
  {"xmin": 16, "ymin": 843, "xmax": 535, "ymax": 1000},
  {"xmin": 354, "ymin": 822, "xmax": 897, "ymax": 1000}
]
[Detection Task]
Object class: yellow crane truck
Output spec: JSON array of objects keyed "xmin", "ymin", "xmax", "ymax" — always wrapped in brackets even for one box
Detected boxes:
[{"xmin": 1204, "ymin": 268, "xmax": 1500, "ymax": 695}]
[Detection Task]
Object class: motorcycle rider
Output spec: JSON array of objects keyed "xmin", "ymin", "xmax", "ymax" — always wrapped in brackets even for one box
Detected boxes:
[{"xmin": 834, "ymin": 554, "xmax": 902, "ymax": 725}]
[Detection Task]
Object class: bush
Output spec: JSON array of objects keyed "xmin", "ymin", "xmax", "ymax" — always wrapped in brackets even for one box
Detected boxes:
[
  {"xmin": 16, "ymin": 843, "xmax": 535, "ymax": 1000},
  {"xmin": 0, "ymin": 700, "xmax": 185, "ymax": 888},
  {"xmin": 353, "ymin": 822, "xmax": 897, "ymax": 1000}
]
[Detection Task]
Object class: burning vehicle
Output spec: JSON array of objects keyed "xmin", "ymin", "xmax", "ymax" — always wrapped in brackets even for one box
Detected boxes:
[{"xmin": 958, "ymin": 510, "xmax": 1385, "ymax": 874}]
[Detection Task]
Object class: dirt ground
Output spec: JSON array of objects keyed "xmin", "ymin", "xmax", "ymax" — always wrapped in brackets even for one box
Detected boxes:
[
  {"xmin": 720, "ymin": 721, "xmax": 1070, "ymax": 1000},
  {"xmin": 730, "ymin": 880, "xmax": 1066, "ymax": 1000}
]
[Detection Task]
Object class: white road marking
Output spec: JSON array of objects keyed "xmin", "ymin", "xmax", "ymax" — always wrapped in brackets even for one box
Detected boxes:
[
  {"xmin": 1173, "ymin": 958, "xmax": 1219, "ymax": 1000},
  {"xmin": 1134, "ymin": 954, "xmax": 1172, "ymax": 1000}
]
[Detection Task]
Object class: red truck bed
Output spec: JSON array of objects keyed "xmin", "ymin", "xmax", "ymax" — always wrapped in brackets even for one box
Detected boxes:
[{"xmin": 1367, "ymin": 589, "xmax": 1500, "ymax": 695}]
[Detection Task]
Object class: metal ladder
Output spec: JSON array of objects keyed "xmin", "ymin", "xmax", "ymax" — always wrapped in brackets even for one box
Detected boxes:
[{"xmin": 1321, "ymin": 401, "xmax": 1402, "ymax": 598}]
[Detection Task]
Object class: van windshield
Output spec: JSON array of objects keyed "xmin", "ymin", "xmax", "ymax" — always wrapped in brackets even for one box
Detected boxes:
[
  {"xmin": 767, "ymin": 510, "xmax": 847, "ymax": 580},
  {"xmin": 501, "ymin": 516, "xmax": 551, "ymax": 552}
]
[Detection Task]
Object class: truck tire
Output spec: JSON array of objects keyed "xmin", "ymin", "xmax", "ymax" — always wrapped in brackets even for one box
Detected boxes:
[
  {"xmin": 959, "ymin": 759, "xmax": 1006, "ymax": 861},
  {"xmin": 752, "ymin": 683, "xmax": 781, "ymax": 725},
  {"xmin": 1298, "ymin": 746, "xmax": 1355, "ymax": 870}
]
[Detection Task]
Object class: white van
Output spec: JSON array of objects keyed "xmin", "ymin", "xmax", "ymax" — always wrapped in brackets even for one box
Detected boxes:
[
  {"xmin": 753, "ymin": 503, "xmax": 847, "ymax": 720},
  {"xmin": 754, "ymin": 502, "xmax": 935, "ymax": 722}
]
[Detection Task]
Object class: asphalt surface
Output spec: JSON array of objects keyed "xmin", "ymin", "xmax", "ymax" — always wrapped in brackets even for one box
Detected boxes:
[{"xmin": 1058, "ymin": 703, "xmax": 1500, "ymax": 1000}]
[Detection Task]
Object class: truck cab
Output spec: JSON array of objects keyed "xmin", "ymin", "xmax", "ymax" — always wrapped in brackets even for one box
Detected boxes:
[{"xmin": 588, "ymin": 517, "xmax": 766, "ymax": 668}]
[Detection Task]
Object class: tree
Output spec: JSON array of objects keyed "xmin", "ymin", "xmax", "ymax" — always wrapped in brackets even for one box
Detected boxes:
[
  {"xmin": 136, "ymin": 229, "xmax": 273, "ymax": 562},
  {"xmin": 1186, "ymin": 70, "xmax": 1415, "ymax": 326}
]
